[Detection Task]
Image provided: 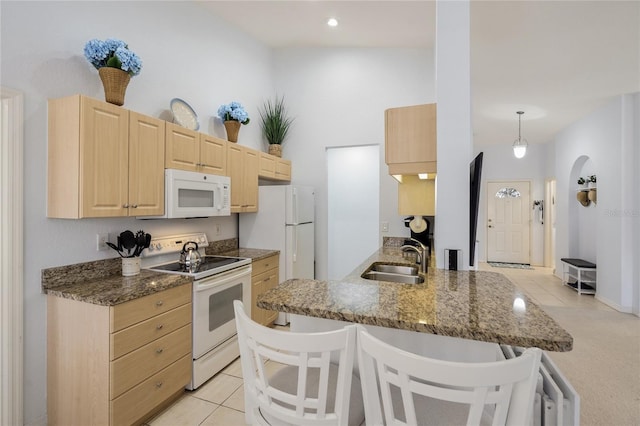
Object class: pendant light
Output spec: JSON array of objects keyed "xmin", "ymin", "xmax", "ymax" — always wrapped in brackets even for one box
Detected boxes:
[{"xmin": 512, "ymin": 111, "xmax": 528, "ymax": 159}]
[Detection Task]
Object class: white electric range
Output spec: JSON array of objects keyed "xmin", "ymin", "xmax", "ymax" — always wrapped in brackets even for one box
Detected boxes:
[{"xmin": 143, "ymin": 233, "xmax": 252, "ymax": 390}]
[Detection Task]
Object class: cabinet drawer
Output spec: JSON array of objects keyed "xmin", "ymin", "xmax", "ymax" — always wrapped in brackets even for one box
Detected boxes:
[
  {"xmin": 252, "ymin": 254, "xmax": 278, "ymax": 277},
  {"xmin": 111, "ymin": 284, "xmax": 191, "ymax": 332},
  {"xmin": 110, "ymin": 354, "xmax": 191, "ymax": 426},
  {"xmin": 111, "ymin": 324, "xmax": 191, "ymax": 399},
  {"xmin": 111, "ymin": 303, "xmax": 191, "ymax": 360}
]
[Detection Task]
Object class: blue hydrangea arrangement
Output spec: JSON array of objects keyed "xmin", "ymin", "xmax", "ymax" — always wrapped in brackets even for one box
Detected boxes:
[
  {"xmin": 84, "ymin": 38, "xmax": 142, "ymax": 76},
  {"xmin": 217, "ymin": 101, "xmax": 250, "ymax": 125}
]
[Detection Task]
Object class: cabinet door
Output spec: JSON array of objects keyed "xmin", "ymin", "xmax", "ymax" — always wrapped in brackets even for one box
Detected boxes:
[
  {"xmin": 243, "ymin": 148, "xmax": 259, "ymax": 212},
  {"xmin": 129, "ymin": 112, "xmax": 165, "ymax": 216},
  {"xmin": 165, "ymin": 123, "xmax": 199, "ymax": 171},
  {"xmin": 81, "ymin": 97, "xmax": 129, "ymax": 217},
  {"xmin": 275, "ymin": 159, "xmax": 291, "ymax": 181},
  {"xmin": 258, "ymin": 153, "xmax": 276, "ymax": 178},
  {"xmin": 262, "ymin": 268, "xmax": 279, "ymax": 325},
  {"xmin": 385, "ymin": 104, "xmax": 437, "ymax": 174},
  {"xmin": 227, "ymin": 144, "xmax": 244, "ymax": 213},
  {"xmin": 199, "ymin": 134, "xmax": 227, "ymax": 175}
]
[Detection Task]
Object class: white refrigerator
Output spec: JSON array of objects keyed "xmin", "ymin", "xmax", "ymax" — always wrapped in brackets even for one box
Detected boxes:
[{"xmin": 239, "ymin": 185, "xmax": 315, "ymax": 325}]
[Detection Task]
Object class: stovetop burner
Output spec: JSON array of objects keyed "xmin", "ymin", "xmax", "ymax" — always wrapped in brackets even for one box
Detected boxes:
[
  {"xmin": 147, "ymin": 255, "xmax": 251, "ymax": 280},
  {"xmin": 152, "ymin": 256, "xmax": 245, "ymax": 274},
  {"xmin": 142, "ymin": 232, "xmax": 251, "ymax": 280}
]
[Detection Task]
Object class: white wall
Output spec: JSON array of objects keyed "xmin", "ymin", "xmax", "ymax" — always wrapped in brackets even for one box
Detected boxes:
[
  {"xmin": 553, "ymin": 94, "xmax": 639, "ymax": 312},
  {"xmin": 1, "ymin": 2, "xmax": 273, "ymax": 424},
  {"xmin": 474, "ymin": 143, "xmax": 549, "ymax": 266},
  {"xmin": 273, "ymin": 47, "xmax": 435, "ymax": 280}
]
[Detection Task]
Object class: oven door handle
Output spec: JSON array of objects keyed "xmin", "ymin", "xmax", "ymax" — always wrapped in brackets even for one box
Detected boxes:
[{"xmin": 194, "ymin": 266, "xmax": 251, "ymax": 292}]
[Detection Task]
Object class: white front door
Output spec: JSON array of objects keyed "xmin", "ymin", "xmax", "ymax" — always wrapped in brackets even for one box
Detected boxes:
[{"xmin": 487, "ymin": 181, "xmax": 531, "ymax": 264}]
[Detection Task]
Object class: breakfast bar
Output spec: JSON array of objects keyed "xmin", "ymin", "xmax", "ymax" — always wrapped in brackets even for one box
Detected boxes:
[{"xmin": 258, "ymin": 243, "xmax": 573, "ymax": 362}]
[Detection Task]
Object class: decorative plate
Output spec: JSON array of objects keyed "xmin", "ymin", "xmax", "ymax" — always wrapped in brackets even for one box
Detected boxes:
[{"xmin": 170, "ymin": 98, "xmax": 199, "ymax": 130}]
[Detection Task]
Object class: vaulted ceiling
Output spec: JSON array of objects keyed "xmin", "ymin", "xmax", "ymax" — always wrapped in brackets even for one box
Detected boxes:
[{"xmin": 200, "ymin": 1, "xmax": 639, "ymax": 147}]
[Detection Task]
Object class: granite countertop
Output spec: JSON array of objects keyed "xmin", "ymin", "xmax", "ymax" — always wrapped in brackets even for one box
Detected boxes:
[
  {"xmin": 42, "ymin": 258, "xmax": 191, "ymax": 306},
  {"xmin": 41, "ymin": 239, "xmax": 278, "ymax": 306},
  {"xmin": 258, "ymin": 245, "xmax": 573, "ymax": 352},
  {"xmin": 215, "ymin": 248, "xmax": 279, "ymax": 262}
]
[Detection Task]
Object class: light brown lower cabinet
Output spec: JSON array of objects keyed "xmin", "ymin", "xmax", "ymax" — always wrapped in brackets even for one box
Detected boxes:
[
  {"xmin": 250, "ymin": 254, "xmax": 280, "ymax": 326},
  {"xmin": 47, "ymin": 284, "xmax": 192, "ymax": 426}
]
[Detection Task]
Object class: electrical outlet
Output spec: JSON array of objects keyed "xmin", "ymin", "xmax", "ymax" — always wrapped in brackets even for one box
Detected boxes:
[
  {"xmin": 381, "ymin": 221, "xmax": 389, "ymax": 232},
  {"xmin": 215, "ymin": 224, "xmax": 221, "ymax": 236},
  {"xmin": 96, "ymin": 233, "xmax": 109, "ymax": 251}
]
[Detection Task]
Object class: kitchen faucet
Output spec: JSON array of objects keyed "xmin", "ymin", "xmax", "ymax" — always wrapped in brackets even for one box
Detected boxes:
[{"xmin": 401, "ymin": 238, "xmax": 429, "ymax": 273}]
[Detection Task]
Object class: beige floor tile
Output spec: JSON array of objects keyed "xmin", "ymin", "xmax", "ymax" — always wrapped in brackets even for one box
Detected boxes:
[
  {"xmin": 193, "ymin": 372, "xmax": 244, "ymax": 404},
  {"xmin": 147, "ymin": 394, "xmax": 218, "ymax": 426},
  {"xmin": 222, "ymin": 384, "xmax": 245, "ymax": 412},
  {"xmin": 221, "ymin": 356, "xmax": 243, "ymax": 378},
  {"xmin": 200, "ymin": 406, "xmax": 247, "ymax": 426}
]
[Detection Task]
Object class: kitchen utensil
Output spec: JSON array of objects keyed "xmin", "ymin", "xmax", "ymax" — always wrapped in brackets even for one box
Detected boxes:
[
  {"xmin": 120, "ymin": 230, "xmax": 136, "ymax": 257},
  {"xmin": 106, "ymin": 242, "xmax": 123, "ymax": 257},
  {"xmin": 179, "ymin": 241, "xmax": 202, "ymax": 267}
]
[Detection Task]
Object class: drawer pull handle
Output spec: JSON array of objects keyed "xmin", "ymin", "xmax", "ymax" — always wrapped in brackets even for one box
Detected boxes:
[
  {"xmin": 156, "ymin": 324, "xmax": 164, "ymax": 330},
  {"xmin": 156, "ymin": 381, "xmax": 163, "ymax": 388},
  {"xmin": 156, "ymin": 301, "xmax": 164, "ymax": 307},
  {"xmin": 156, "ymin": 348, "xmax": 164, "ymax": 354}
]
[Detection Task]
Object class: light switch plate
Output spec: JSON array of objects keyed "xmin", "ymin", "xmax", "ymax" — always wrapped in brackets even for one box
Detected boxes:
[
  {"xmin": 96, "ymin": 233, "xmax": 109, "ymax": 251},
  {"xmin": 381, "ymin": 222, "xmax": 389, "ymax": 232}
]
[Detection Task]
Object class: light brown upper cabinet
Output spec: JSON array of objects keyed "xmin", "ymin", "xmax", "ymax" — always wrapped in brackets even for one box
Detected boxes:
[
  {"xmin": 227, "ymin": 144, "xmax": 258, "ymax": 213},
  {"xmin": 48, "ymin": 95, "xmax": 165, "ymax": 218},
  {"xmin": 258, "ymin": 152, "xmax": 292, "ymax": 181},
  {"xmin": 385, "ymin": 103, "xmax": 437, "ymax": 175},
  {"xmin": 165, "ymin": 122, "xmax": 227, "ymax": 175}
]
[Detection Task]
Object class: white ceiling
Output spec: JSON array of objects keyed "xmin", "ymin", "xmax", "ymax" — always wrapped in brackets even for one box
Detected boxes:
[{"xmin": 200, "ymin": 0, "xmax": 639, "ymax": 147}]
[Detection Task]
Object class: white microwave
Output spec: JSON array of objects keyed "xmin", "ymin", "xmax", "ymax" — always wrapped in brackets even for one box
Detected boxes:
[{"xmin": 143, "ymin": 169, "xmax": 230, "ymax": 219}]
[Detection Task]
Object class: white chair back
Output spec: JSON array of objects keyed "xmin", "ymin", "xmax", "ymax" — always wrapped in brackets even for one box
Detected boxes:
[
  {"xmin": 233, "ymin": 300, "xmax": 363, "ymax": 426},
  {"xmin": 356, "ymin": 326, "xmax": 542, "ymax": 426}
]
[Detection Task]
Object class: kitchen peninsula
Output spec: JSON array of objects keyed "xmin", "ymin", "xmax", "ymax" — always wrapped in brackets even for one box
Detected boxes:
[{"xmin": 258, "ymin": 239, "xmax": 573, "ymax": 362}]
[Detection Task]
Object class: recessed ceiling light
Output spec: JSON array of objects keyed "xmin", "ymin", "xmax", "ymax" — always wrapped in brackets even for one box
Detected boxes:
[{"xmin": 327, "ymin": 18, "xmax": 338, "ymax": 27}]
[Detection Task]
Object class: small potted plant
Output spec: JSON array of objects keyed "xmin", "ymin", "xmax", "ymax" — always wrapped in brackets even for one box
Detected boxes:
[
  {"xmin": 577, "ymin": 177, "xmax": 587, "ymax": 188},
  {"xmin": 217, "ymin": 101, "xmax": 250, "ymax": 143},
  {"xmin": 259, "ymin": 96, "xmax": 294, "ymax": 158},
  {"xmin": 84, "ymin": 38, "xmax": 142, "ymax": 106},
  {"xmin": 587, "ymin": 175, "xmax": 597, "ymax": 188}
]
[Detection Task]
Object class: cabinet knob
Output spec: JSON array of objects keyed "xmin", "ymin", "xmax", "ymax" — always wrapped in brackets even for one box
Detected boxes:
[
  {"xmin": 123, "ymin": 203, "xmax": 130, "ymax": 208},
  {"xmin": 156, "ymin": 348, "xmax": 164, "ymax": 354},
  {"xmin": 264, "ymin": 277, "xmax": 270, "ymax": 282},
  {"xmin": 156, "ymin": 382, "xmax": 163, "ymax": 388},
  {"xmin": 156, "ymin": 300, "xmax": 164, "ymax": 307},
  {"xmin": 156, "ymin": 324, "xmax": 164, "ymax": 330},
  {"xmin": 132, "ymin": 204, "xmax": 138, "ymax": 208}
]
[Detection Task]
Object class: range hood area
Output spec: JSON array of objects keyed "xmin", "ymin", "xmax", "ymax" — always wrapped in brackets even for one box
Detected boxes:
[{"xmin": 385, "ymin": 103, "xmax": 437, "ymax": 180}]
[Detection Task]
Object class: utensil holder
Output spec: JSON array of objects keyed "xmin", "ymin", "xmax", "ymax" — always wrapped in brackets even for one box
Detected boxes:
[{"xmin": 122, "ymin": 257, "xmax": 141, "ymax": 276}]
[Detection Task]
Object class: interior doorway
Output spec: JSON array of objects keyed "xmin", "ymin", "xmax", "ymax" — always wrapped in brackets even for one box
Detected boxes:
[
  {"xmin": 1, "ymin": 87, "xmax": 24, "ymax": 426},
  {"xmin": 486, "ymin": 181, "xmax": 531, "ymax": 264},
  {"xmin": 327, "ymin": 145, "xmax": 379, "ymax": 280}
]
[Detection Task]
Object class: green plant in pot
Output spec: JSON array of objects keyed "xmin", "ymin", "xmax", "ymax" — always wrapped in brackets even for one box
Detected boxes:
[{"xmin": 259, "ymin": 96, "xmax": 294, "ymax": 158}]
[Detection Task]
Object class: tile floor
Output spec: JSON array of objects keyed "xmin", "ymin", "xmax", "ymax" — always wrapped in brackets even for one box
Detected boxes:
[{"xmin": 146, "ymin": 263, "xmax": 628, "ymax": 425}]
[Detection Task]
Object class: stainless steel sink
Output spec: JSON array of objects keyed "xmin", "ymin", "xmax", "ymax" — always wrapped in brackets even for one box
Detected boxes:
[
  {"xmin": 361, "ymin": 271, "xmax": 425, "ymax": 284},
  {"xmin": 369, "ymin": 263, "xmax": 418, "ymax": 275}
]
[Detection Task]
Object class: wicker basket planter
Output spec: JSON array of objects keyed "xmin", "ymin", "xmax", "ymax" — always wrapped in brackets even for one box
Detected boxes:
[
  {"xmin": 268, "ymin": 144, "xmax": 282, "ymax": 157},
  {"xmin": 98, "ymin": 68, "xmax": 131, "ymax": 106},
  {"xmin": 224, "ymin": 120, "xmax": 241, "ymax": 143}
]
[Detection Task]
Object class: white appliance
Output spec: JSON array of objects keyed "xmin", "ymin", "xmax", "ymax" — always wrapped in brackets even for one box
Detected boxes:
[
  {"xmin": 142, "ymin": 233, "xmax": 252, "ymax": 390},
  {"xmin": 142, "ymin": 169, "xmax": 230, "ymax": 219},
  {"xmin": 240, "ymin": 185, "xmax": 315, "ymax": 325}
]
